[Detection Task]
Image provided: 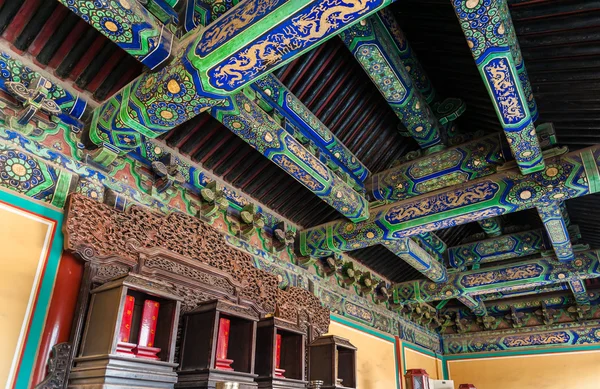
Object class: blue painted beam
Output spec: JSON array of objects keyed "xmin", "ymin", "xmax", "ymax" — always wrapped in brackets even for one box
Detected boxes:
[
  {"xmin": 477, "ymin": 216, "xmax": 503, "ymax": 237},
  {"xmin": 377, "ymin": 8, "xmax": 436, "ymax": 103},
  {"xmin": 300, "ymin": 146, "xmax": 600, "ymax": 257},
  {"xmin": 499, "ymin": 0, "xmax": 538, "ymax": 121},
  {"xmin": 250, "ymin": 75, "xmax": 370, "ymax": 186},
  {"xmin": 210, "ymin": 93, "xmax": 370, "ymax": 222},
  {"xmin": 393, "ymin": 250, "xmax": 600, "ymax": 304},
  {"xmin": 568, "ymin": 279, "xmax": 590, "ymax": 306},
  {"xmin": 340, "ymin": 13, "xmax": 446, "ymax": 150},
  {"xmin": 448, "ymin": 229, "xmax": 548, "ymax": 269},
  {"xmin": 537, "ymin": 202, "xmax": 575, "ymax": 262},
  {"xmin": 383, "ymin": 238, "xmax": 448, "ymax": 283},
  {"xmin": 452, "ymin": 0, "xmax": 544, "ymax": 174},
  {"xmin": 479, "ymin": 284, "xmax": 570, "ymax": 302},
  {"xmin": 58, "ymin": 0, "xmax": 173, "ymax": 69},
  {"xmin": 370, "ymin": 134, "xmax": 504, "ymax": 202},
  {"xmin": 415, "ymin": 232, "xmax": 447, "ymax": 261},
  {"xmin": 183, "ymin": 1, "xmax": 370, "ymax": 187}
]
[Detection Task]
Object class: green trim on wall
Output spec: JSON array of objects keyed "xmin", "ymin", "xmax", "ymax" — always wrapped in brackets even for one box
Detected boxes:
[
  {"xmin": 444, "ymin": 342, "xmax": 600, "ymax": 361},
  {"xmin": 330, "ymin": 314, "xmax": 400, "ymax": 389},
  {"xmin": 0, "ymin": 188, "xmax": 64, "ymax": 389},
  {"xmin": 400, "ymin": 340, "xmax": 447, "ymax": 379}
]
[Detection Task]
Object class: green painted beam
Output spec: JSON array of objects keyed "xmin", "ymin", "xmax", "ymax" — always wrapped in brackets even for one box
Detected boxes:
[
  {"xmin": 250, "ymin": 75, "xmax": 370, "ymax": 186},
  {"xmin": 499, "ymin": 0, "xmax": 538, "ymax": 121},
  {"xmin": 415, "ymin": 232, "xmax": 447, "ymax": 261},
  {"xmin": 300, "ymin": 146, "xmax": 600, "ymax": 256},
  {"xmin": 457, "ymin": 295, "xmax": 487, "ymax": 317},
  {"xmin": 58, "ymin": 0, "xmax": 173, "ymax": 69},
  {"xmin": 183, "ymin": 0, "xmax": 370, "ymax": 187},
  {"xmin": 209, "ymin": 92, "xmax": 370, "ymax": 221},
  {"xmin": 537, "ymin": 202, "xmax": 575, "ymax": 262},
  {"xmin": 448, "ymin": 229, "xmax": 547, "ymax": 269},
  {"xmin": 560, "ymin": 201, "xmax": 571, "ymax": 227},
  {"xmin": 477, "ymin": 216, "xmax": 503, "ymax": 237},
  {"xmin": 339, "ymin": 13, "xmax": 446, "ymax": 150},
  {"xmin": 383, "ymin": 238, "xmax": 448, "ymax": 283},
  {"xmin": 377, "ymin": 8, "xmax": 436, "ymax": 103},
  {"xmin": 479, "ymin": 284, "xmax": 570, "ymax": 302},
  {"xmin": 452, "ymin": 0, "xmax": 544, "ymax": 174},
  {"xmin": 86, "ymin": 0, "xmax": 402, "ymax": 221},
  {"xmin": 370, "ymin": 134, "xmax": 504, "ymax": 202},
  {"xmin": 393, "ymin": 250, "xmax": 600, "ymax": 304}
]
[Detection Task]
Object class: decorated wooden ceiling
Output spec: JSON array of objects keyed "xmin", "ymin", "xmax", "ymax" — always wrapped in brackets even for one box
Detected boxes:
[{"xmin": 2, "ymin": 0, "xmax": 600, "ymax": 336}]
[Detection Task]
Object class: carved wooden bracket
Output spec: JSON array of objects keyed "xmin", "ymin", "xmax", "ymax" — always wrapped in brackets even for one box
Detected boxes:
[
  {"xmin": 239, "ymin": 204, "xmax": 264, "ymax": 240},
  {"xmin": 5, "ymin": 76, "xmax": 61, "ymax": 134},
  {"xmin": 199, "ymin": 181, "xmax": 229, "ymax": 222},
  {"xmin": 151, "ymin": 153, "xmax": 185, "ymax": 194},
  {"xmin": 272, "ymin": 221, "xmax": 295, "ymax": 252}
]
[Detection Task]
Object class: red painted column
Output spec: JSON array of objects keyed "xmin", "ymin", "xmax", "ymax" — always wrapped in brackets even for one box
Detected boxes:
[{"xmin": 30, "ymin": 252, "xmax": 83, "ymax": 386}]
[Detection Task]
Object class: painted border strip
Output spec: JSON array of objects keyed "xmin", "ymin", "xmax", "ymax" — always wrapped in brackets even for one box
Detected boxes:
[
  {"xmin": 330, "ymin": 314, "xmax": 400, "ymax": 389},
  {"xmin": 0, "ymin": 187, "xmax": 64, "ymax": 389},
  {"xmin": 400, "ymin": 340, "xmax": 448, "ymax": 379},
  {"xmin": 444, "ymin": 342, "xmax": 600, "ymax": 361},
  {"xmin": 445, "ymin": 348, "xmax": 600, "ymax": 383}
]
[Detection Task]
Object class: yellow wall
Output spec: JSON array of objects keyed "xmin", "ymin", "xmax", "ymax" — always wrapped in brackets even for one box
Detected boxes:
[
  {"xmin": 0, "ymin": 202, "xmax": 55, "ymax": 388},
  {"xmin": 447, "ymin": 349, "xmax": 600, "ymax": 389},
  {"xmin": 402, "ymin": 345, "xmax": 444, "ymax": 380},
  {"xmin": 326, "ymin": 319, "xmax": 398, "ymax": 389}
]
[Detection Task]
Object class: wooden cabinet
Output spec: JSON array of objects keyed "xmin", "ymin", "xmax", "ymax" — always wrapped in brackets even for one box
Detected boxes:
[
  {"xmin": 69, "ymin": 275, "xmax": 182, "ymax": 389},
  {"xmin": 177, "ymin": 300, "xmax": 259, "ymax": 389},
  {"xmin": 254, "ymin": 317, "xmax": 307, "ymax": 389},
  {"xmin": 308, "ymin": 336, "xmax": 357, "ymax": 389}
]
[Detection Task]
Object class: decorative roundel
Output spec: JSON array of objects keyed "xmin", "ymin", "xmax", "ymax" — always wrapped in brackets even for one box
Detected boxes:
[
  {"xmin": 148, "ymin": 102, "xmax": 185, "ymax": 126},
  {"xmin": 507, "ymin": 182, "xmax": 539, "ymax": 205},
  {"xmin": 102, "ymin": 17, "xmax": 122, "ymax": 35},
  {"xmin": 0, "ymin": 151, "xmax": 45, "ymax": 191}
]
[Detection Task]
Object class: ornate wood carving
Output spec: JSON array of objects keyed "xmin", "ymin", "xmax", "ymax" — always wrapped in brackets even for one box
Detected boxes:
[
  {"xmin": 275, "ymin": 287, "xmax": 330, "ymax": 337},
  {"xmin": 64, "ymin": 194, "xmax": 328, "ymax": 331},
  {"xmin": 34, "ymin": 342, "xmax": 72, "ymax": 389}
]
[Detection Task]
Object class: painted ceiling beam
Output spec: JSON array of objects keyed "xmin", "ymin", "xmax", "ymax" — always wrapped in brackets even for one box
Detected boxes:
[
  {"xmin": 415, "ymin": 232, "xmax": 447, "ymax": 261},
  {"xmin": 184, "ymin": 0, "xmax": 241, "ymax": 32},
  {"xmin": 57, "ymin": 0, "xmax": 173, "ymax": 69},
  {"xmin": 383, "ymin": 238, "xmax": 448, "ymax": 283},
  {"xmin": 250, "ymin": 75, "xmax": 370, "ymax": 186},
  {"xmin": 392, "ymin": 250, "xmax": 600, "ymax": 304},
  {"xmin": 499, "ymin": 0, "xmax": 538, "ymax": 122},
  {"xmin": 370, "ymin": 134, "xmax": 505, "ymax": 202},
  {"xmin": 182, "ymin": 1, "xmax": 370, "ymax": 187},
  {"xmin": 87, "ymin": 0, "xmax": 400, "ymax": 142},
  {"xmin": 84, "ymin": 0, "xmax": 405, "ymax": 222},
  {"xmin": 209, "ymin": 92, "xmax": 369, "ymax": 221},
  {"xmin": 477, "ymin": 216, "xmax": 503, "ymax": 237},
  {"xmin": 377, "ymin": 8, "xmax": 436, "ymax": 103},
  {"xmin": 339, "ymin": 13, "xmax": 446, "ymax": 151},
  {"xmin": 479, "ymin": 284, "xmax": 570, "ymax": 302},
  {"xmin": 568, "ymin": 279, "xmax": 591, "ymax": 306},
  {"xmin": 444, "ymin": 290, "xmax": 600, "ymax": 319},
  {"xmin": 452, "ymin": 0, "xmax": 544, "ymax": 175},
  {"xmin": 448, "ymin": 229, "xmax": 548, "ymax": 269},
  {"xmin": 300, "ymin": 146, "xmax": 600, "ymax": 256},
  {"xmin": 457, "ymin": 295, "xmax": 487, "ymax": 317},
  {"xmin": 537, "ymin": 202, "xmax": 575, "ymax": 262}
]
